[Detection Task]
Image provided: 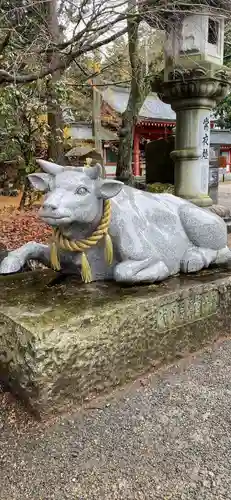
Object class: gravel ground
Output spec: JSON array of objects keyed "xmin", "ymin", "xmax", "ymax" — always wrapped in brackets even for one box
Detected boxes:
[{"xmin": 1, "ymin": 339, "xmax": 231, "ymax": 499}]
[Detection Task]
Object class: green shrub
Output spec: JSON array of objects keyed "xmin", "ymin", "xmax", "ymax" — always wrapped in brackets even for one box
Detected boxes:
[{"xmin": 147, "ymin": 183, "xmax": 174, "ymax": 194}]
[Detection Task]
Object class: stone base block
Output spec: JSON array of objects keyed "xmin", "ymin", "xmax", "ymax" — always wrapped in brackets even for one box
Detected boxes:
[
  {"xmin": 189, "ymin": 194, "xmax": 213, "ymax": 207},
  {"xmin": 1, "ymin": 269, "xmax": 231, "ymax": 417}
]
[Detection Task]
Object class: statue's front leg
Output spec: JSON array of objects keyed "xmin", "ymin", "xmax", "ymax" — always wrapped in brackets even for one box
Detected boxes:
[{"xmin": 0, "ymin": 242, "xmax": 51, "ymax": 274}]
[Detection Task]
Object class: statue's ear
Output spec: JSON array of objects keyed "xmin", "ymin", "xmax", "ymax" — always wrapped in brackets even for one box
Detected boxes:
[
  {"xmin": 28, "ymin": 173, "xmax": 51, "ymax": 192},
  {"xmin": 96, "ymin": 179, "xmax": 123, "ymax": 199}
]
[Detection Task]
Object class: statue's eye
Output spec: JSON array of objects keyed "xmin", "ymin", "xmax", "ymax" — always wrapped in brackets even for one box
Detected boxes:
[{"xmin": 75, "ymin": 186, "xmax": 88, "ymax": 195}]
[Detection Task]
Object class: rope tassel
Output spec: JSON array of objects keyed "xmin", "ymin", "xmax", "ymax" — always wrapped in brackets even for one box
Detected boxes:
[
  {"xmin": 105, "ymin": 232, "xmax": 113, "ymax": 266},
  {"xmin": 50, "ymin": 241, "xmax": 61, "ymax": 271},
  {"xmin": 81, "ymin": 252, "xmax": 93, "ymax": 283},
  {"xmin": 49, "ymin": 200, "xmax": 113, "ymax": 283}
]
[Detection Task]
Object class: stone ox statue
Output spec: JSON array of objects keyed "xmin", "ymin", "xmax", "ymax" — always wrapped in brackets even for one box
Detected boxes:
[{"xmin": 0, "ymin": 159, "xmax": 230, "ymax": 283}]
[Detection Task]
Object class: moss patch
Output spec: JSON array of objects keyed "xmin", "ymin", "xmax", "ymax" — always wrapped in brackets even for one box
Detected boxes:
[{"xmin": 147, "ymin": 183, "xmax": 174, "ymax": 194}]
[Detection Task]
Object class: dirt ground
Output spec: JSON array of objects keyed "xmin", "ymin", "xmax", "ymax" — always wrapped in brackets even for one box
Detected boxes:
[
  {"xmin": 2, "ymin": 339, "xmax": 231, "ymax": 499},
  {"xmin": 0, "ymin": 193, "xmax": 22, "ymax": 209}
]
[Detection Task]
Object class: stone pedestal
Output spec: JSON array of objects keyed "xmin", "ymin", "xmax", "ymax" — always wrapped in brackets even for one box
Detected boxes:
[
  {"xmin": 154, "ymin": 65, "xmax": 231, "ymax": 206},
  {"xmin": 208, "ymin": 145, "xmax": 220, "ymax": 204},
  {"xmin": 1, "ymin": 268, "xmax": 231, "ymax": 416},
  {"xmin": 209, "ymin": 167, "xmax": 219, "ymax": 204}
]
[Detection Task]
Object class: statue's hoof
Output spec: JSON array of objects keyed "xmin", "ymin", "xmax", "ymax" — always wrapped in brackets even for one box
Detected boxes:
[{"xmin": 0, "ymin": 254, "xmax": 23, "ymax": 274}]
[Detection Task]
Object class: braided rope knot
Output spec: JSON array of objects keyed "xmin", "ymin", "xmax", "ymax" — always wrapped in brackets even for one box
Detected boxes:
[{"xmin": 50, "ymin": 199, "xmax": 113, "ymax": 283}]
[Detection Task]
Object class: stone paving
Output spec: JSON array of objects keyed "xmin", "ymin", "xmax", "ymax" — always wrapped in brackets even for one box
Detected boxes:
[{"xmin": 218, "ymin": 181, "xmax": 231, "ymax": 210}]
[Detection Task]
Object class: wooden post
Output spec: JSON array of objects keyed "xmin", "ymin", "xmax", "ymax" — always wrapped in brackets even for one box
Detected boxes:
[
  {"xmin": 133, "ymin": 130, "xmax": 140, "ymax": 177},
  {"xmin": 91, "ymin": 67, "xmax": 106, "ymax": 177}
]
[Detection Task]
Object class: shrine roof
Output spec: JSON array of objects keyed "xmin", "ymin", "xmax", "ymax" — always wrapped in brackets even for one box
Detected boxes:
[
  {"xmin": 210, "ymin": 129, "xmax": 231, "ymax": 145},
  {"xmin": 65, "ymin": 144, "xmax": 94, "ymax": 158},
  {"xmin": 102, "ymin": 86, "xmax": 176, "ymax": 122},
  {"xmin": 68, "ymin": 122, "xmax": 117, "ymax": 141}
]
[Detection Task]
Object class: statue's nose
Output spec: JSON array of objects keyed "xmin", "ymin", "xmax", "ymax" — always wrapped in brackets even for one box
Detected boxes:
[{"xmin": 43, "ymin": 200, "xmax": 58, "ymax": 210}]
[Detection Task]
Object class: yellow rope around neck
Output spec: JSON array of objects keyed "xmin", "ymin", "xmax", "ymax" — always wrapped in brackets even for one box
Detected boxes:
[{"xmin": 50, "ymin": 199, "xmax": 113, "ymax": 283}]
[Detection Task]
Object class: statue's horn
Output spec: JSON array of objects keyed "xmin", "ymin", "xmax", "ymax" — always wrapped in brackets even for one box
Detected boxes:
[
  {"xmin": 85, "ymin": 163, "xmax": 102, "ymax": 180},
  {"xmin": 36, "ymin": 159, "xmax": 64, "ymax": 175}
]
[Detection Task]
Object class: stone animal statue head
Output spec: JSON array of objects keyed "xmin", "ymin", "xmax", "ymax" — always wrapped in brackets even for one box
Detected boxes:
[{"xmin": 28, "ymin": 160, "xmax": 123, "ymax": 227}]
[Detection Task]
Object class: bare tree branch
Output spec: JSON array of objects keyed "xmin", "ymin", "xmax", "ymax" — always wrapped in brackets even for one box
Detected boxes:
[
  {"xmin": 1, "ymin": 0, "xmax": 231, "ymax": 86},
  {"xmin": 52, "ymin": 3, "xmax": 130, "ymax": 52},
  {"xmin": 0, "ymin": 25, "xmax": 128, "ymax": 84}
]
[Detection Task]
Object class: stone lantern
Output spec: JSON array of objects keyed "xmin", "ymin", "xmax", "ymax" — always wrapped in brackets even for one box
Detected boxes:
[{"xmin": 153, "ymin": 10, "xmax": 231, "ymax": 206}]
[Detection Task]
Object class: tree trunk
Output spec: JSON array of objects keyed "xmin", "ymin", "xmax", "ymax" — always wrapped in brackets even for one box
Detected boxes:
[
  {"xmin": 46, "ymin": 0, "xmax": 64, "ymax": 163},
  {"xmin": 116, "ymin": 1, "xmax": 145, "ymax": 184},
  {"xmin": 19, "ymin": 177, "xmax": 29, "ymax": 209},
  {"xmin": 20, "ymin": 177, "xmax": 41, "ymax": 209},
  {"xmin": 47, "ymin": 83, "xmax": 64, "ymax": 163},
  {"xmin": 19, "ymin": 149, "xmax": 34, "ymax": 210},
  {"xmin": 116, "ymin": 96, "xmax": 138, "ymax": 184}
]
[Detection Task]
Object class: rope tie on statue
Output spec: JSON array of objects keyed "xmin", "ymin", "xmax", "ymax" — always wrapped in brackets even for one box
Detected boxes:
[{"xmin": 50, "ymin": 199, "xmax": 113, "ymax": 283}]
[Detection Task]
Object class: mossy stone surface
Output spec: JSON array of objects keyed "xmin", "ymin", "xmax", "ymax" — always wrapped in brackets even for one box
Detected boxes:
[{"xmin": 1, "ymin": 268, "xmax": 231, "ymax": 416}]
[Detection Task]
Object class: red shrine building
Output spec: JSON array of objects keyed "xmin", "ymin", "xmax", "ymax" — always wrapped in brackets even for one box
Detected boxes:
[
  {"xmin": 101, "ymin": 86, "xmax": 175, "ymax": 177},
  {"xmin": 67, "ymin": 86, "xmax": 231, "ymax": 177},
  {"xmin": 102, "ymin": 86, "xmax": 231, "ymax": 177}
]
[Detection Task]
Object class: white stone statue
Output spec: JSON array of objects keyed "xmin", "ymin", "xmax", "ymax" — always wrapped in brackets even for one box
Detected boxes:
[{"xmin": 0, "ymin": 160, "xmax": 230, "ymax": 283}]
